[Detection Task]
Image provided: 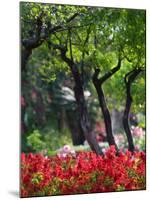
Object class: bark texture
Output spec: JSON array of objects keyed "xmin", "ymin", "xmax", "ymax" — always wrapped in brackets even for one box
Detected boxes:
[
  {"xmin": 92, "ymin": 58, "xmax": 122, "ymax": 151},
  {"xmin": 123, "ymin": 68, "xmax": 143, "ymax": 152}
]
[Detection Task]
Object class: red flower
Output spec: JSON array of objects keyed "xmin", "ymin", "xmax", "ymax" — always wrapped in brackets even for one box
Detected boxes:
[{"xmin": 20, "ymin": 147, "xmax": 146, "ymax": 197}]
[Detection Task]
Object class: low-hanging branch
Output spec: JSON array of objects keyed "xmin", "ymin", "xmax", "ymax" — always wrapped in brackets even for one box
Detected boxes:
[
  {"xmin": 92, "ymin": 57, "xmax": 122, "ymax": 151},
  {"xmin": 123, "ymin": 67, "xmax": 143, "ymax": 152}
]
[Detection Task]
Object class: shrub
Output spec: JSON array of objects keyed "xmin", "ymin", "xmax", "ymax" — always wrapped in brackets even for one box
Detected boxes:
[
  {"xmin": 27, "ymin": 130, "xmax": 46, "ymax": 152},
  {"xmin": 26, "ymin": 128, "xmax": 72, "ymax": 153}
]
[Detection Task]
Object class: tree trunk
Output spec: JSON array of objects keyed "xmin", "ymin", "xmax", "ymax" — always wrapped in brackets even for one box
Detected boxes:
[
  {"xmin": 72, "ymin": 66, "xmax": 103, "ymax": 155},
  {"xmin": 66, "ymin": 110, "xmax": 85, "ymax": 145},
  {"xmin": 123, "ymin": 68, "xmax": 143, "ymax": 152},
  {"xmin": 123, "ymin": 87, "xmax": 134, "ymax": 152},
  {"xmin": 21, "ymin": 48, "xmax": 32, "ymax": 72},
  {"xmin": 32, "ymin": 89, "xmax": 46, "ymax": 127},
  {"xmin": 92, "ymin": 59, "xmax": 122, "ymax": 152},
  {"xmin": 93, "ymin": 80, "xmax": 118, "ymax": 150},
  {"xmin": 21, "ymin": 79, "xmax": 28, "ymax": 134}
]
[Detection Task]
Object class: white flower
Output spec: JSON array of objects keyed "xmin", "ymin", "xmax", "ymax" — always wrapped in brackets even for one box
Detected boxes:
[{"xmin": 63, "ymin": 145, "xmax": 71, "ymax": 153}]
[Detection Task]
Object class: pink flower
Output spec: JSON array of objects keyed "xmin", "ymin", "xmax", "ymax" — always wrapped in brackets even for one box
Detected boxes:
[
  {"xmin": 63, "ymin": 145, "xmax": 71, "ymax": 153},
  {"xmin": 135, "ymin": 145, "xmax": 140, "ymax": 151},
  {"xmin": 57, "ymin": 145, "xmax": 76, "ymax": 158},
  {"xmin": 132, "ymin": 127, "xmax": 144, "ymax": 138},
  {"xmin": 115, "ymin": 134, "xmax": 125, "ymax": 143}
]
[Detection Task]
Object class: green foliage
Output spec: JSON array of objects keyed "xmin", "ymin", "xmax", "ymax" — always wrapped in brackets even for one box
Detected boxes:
[
  {"xmin": 27, "ymin": 128, "xmax": 72, "ymax": 153},
  {"xmin": 27, "ymin": 130, "xmax": 45, "ymax": 152},
  {"xmin": 43, "ymin": 128, "xmax": 72, "ymax": 151}
]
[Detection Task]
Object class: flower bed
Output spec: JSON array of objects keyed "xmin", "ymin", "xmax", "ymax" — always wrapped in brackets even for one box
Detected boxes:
[{"xmin": 21, "ymin": 146, "xmax": 146, "ymax": 197}]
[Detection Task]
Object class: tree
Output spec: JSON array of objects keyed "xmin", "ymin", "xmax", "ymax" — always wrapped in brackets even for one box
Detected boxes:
[
  {"xmin": 123, "ymin": 68, "xmax": 143, "ymax": 152},
  {"xmin": 87, "ymin": 8, "xmax": 145, "ymax": 152},
  {"xmin": 47, "ymin": 33, "xmax": 103, "ymax": 155},
  {"xmin": 20, "ymin": 2, "xmax": 146, "ymax": 154},
  {"xmin": 20, "ymin": 2, "xmax": 81, "ymax": 134},
  {"xmin": 92, "ymin": 57, "xmax": 122, "ymax": 151}
]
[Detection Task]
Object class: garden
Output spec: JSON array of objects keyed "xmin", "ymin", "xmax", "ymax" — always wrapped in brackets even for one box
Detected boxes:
[{"xmin": 20, "ymin": 2, "xmax": 146, "ymax": 197}]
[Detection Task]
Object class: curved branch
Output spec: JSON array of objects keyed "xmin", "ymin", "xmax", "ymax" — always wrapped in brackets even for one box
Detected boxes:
[
  {"xmin": 92, "ymin": 68, "xmax": 100, "ymax": 85},
  {"xmin": 99, "ymin": 57, "xmax": 122, "ymax": 84},
  {"xmin": 47, "ymin": 41, "xmax": 74, "ymax": 70}
]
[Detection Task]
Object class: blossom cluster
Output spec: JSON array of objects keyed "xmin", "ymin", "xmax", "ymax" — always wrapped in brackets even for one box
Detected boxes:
[
  {"xmin": 21, "ymin": 146, "xmax": 145, "ymax": 197},
  {"xmin": 94, "ymin": 122, "xmax": 145, "ymax": 151},
  {"xmin": 57, "ymin": 145, "xmax": 76, "ymax": 158},
  {"xmin": 114, "ymin": 126, "xmax": 145, "ymax": 151}
]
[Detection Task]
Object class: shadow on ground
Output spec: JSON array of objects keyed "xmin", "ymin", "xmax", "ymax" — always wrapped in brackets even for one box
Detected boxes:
[{"xmin": 8, "ymin": 191, "xmax": 19, "ymax": 197}]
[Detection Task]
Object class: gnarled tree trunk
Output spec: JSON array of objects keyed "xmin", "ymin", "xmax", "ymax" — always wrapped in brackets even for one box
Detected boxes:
[
  {"xmin": 92, "ymin": 58, "xmax": 122, "ymax": 152},
  {"xmin": 93, "ymin": 81, "xmax": 118, "ymax": 149},
  {"xmin": 123, "ymin": 68, "xmax": 143, "ymax": 152},
  {"xmin": 72, "ymin": 65, "xmax": 103, "ymax": 155},
  {"xmin": 66, "ymin": 110, "xmax": 85, "ymax": 145}
]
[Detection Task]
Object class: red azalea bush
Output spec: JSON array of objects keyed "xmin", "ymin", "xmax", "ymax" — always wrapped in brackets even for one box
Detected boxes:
[{"xmin": 21, "ymin": 146, "xmax": 146, "ymax": 197}]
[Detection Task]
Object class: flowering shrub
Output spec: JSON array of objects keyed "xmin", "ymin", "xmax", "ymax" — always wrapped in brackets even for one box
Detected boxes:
[
  {"xmin": 131, "ymin": 126, "xmax": 145, "ymax": 150},
  {"xmin": 21, "ymin": 146, "xmax": 145, "ymax": 197},
  {"xmin": 26, "ymin": 128, "xmax": 72, "ymax": 153},
  {"xmin": 114, "ymin": 126, "xmax": 145, "ymax": 151},
  {"xmin": 57, "ymin": 145, "xmax": 76, "ymax": 158}
]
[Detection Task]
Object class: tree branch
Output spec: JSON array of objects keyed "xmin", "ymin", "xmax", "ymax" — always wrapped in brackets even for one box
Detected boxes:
[
  {"xmin": 92, "ymin": 68, "xmax": 101, "ymax": 84},
  {"xmin": 125, "ymin": 68, "xmax": 143, "ymax": 85},
  {"xmin": 66, "ymin": 13, "xmax": 79, "ymax": 23},
  {"xmin": 93, "ymin": 56, "xmax": 122, "ymax": 85},
  {"xmin": 49, "ymin": 13, "xmax": 79, "ymax": 34},
  {"xmin": 99, "ymin": 57, "xmax": 122, "ymax": 84},
  {"xmin": 81, "ymin": 26, "xmax": 91, "ymax": 84},
  {"xmin": 22, "ymin": 12, "xmax": 44, "ymax": 49},
  {"xmin": 124, "ymin": 69, "xmax": 135, "ymax": 84},
  {"xmin": 50, "ymin": 23, "xmax": 93, "ymax": 33},
  {"xmin": 47, "ymin": 41, "xmax": 74, "ymax": 69},
  {"xmin": 68, "ymin": 29, "xmax": 73, "ymax": 62}
]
